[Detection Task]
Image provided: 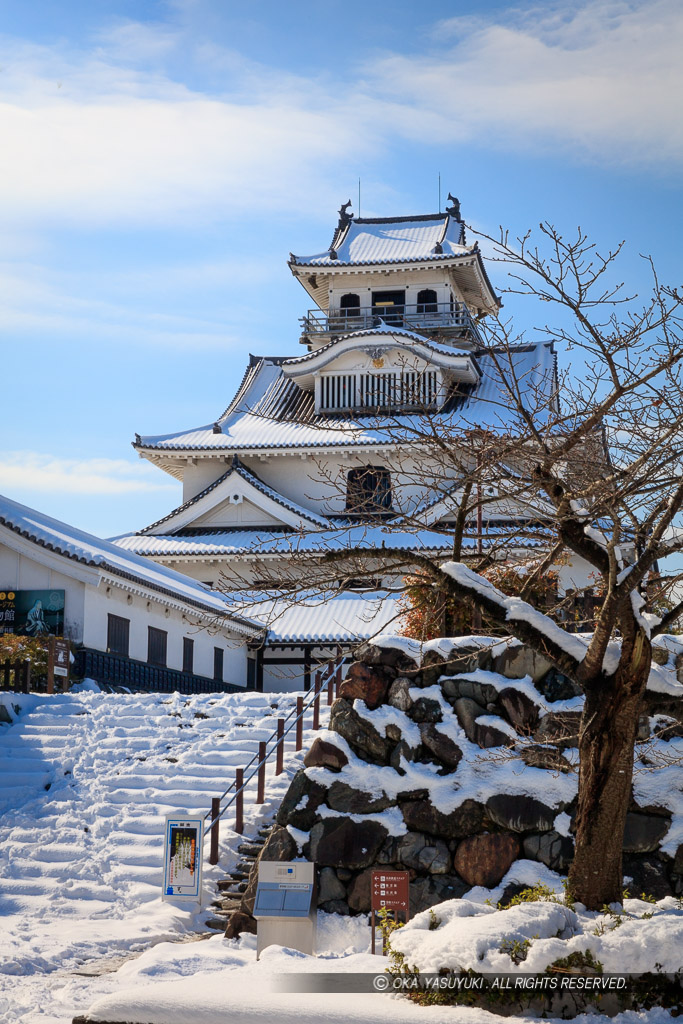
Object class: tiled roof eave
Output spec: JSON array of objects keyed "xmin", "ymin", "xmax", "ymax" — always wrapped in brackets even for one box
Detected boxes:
[
  {"xmin": 289, "ymin": 252, "xmax": 477, "ymax": 268},
  {"xmin": 0, "ymin": 515, "xmax": 260, "ymax": 632}
]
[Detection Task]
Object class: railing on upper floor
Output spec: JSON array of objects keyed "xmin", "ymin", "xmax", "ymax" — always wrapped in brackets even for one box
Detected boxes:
[{"xmin": 300, "ymin": 302, "xmax": 482, "ymax": 344}]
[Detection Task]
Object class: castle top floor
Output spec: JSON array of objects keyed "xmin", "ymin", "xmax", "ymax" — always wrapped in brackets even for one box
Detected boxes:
[{"xmin": 289, "ymin": 197, "xmax": 500, "ymax": 351}]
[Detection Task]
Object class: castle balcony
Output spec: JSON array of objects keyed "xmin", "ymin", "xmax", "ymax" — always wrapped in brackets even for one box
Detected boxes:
[{"xmin": 300, "ymin": 301, "xmax": 483, "ymax": 347}]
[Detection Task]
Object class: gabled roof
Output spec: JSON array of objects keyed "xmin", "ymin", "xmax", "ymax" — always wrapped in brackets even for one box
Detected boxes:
[
  {"xmin": 290, "ymin": 213, "xmax": 467, "ymax": 267},
  {"xmin": 0, "ymin": 493, "xmax": 259, "ymax": 632},
  {"xmin": 138, "ymin": 456, "xmax": 328, "ymax": 535},
  {"xmin": 133, "ymin": 342, "xmax": 558, "ymax": 461}
]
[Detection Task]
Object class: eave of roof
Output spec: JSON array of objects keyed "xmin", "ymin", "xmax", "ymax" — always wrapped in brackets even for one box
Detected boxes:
[{"xmin": 0, "ymin": 493, "xmax": 260, "ymax": 632}]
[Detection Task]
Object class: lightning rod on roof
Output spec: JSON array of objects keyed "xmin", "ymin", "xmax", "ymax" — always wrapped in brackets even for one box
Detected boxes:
[
  {"xmin": 358, "ymin": 177, "xmax": 361, "ymax": 218},
  {"xmin": 438, "ymin": 172, "xmax": 441, "ymax": 213}
]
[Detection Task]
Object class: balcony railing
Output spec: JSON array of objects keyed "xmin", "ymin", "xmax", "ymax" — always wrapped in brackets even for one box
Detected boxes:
[
  {"xmin": 300, "ymin": 302, "xmax": 482, "ymax": 344},
  {"xmin": 73, "ymin": 648, "xmax": 245, "ymax": 695}
]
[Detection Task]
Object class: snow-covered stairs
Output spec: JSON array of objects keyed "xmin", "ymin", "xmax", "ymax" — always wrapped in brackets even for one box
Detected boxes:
[{"xmin": 0, "ymin": 688, "xmax": 316, "ymax": 980}]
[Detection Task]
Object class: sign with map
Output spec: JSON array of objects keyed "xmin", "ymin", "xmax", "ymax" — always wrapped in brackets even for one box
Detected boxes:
[
  {"xmin": 0, "ymin": 590, "xmax": 65, "ymax": 636},
  {"xmin": 162, "ymin": 815, "xmax": 203, "ymax": 901}
]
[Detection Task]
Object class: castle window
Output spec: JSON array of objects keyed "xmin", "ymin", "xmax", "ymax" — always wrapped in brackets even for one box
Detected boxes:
[
  {"xmin": 339, "ymin": 293, "xmax": 360, "ymax": 317},
  {"xmin": 346, "ymin": 465, "xmax": 392, "ymax": 514},
  {"xmin": 416, "ymin": 288, "xmax": 438, "ymax": 314}
]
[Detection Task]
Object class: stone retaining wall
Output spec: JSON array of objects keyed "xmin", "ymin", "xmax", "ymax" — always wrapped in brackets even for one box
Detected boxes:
[{"xmin": 228, "ymin": 635, "xmax": 683, "ymax": 935}]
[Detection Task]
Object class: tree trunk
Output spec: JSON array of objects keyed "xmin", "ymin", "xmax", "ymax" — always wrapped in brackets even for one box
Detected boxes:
[{"xmin": 568, "ymin": 641, "xmax": 650, "ymax": 909}]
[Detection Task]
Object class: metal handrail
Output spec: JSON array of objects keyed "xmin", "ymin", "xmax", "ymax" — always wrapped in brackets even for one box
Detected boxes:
[
  {"xmin": 202, "ymin": 658, "xmax": 341, "ymax": 838},
  {"xmin": 300, "ymin": 302, "xmax": 481, "ymax": 341}
]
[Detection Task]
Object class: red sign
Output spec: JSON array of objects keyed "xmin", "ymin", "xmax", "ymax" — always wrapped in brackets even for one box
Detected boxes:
[{"xmin": 371, "ymin": 870, "xmax": 409, "ymax": 912}]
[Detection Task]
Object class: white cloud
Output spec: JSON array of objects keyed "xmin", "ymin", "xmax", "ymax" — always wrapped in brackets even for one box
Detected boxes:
[
  {"xmin": 366, "ymin": 0, "xmax": 683, "ymax": 165},
  {"xmin": 0, "ymin": 453, "xmax": 176, "ymax": 496},
  {"xmin": 0, "ymin": 1, "xmax": 680, "ymax": 234}
]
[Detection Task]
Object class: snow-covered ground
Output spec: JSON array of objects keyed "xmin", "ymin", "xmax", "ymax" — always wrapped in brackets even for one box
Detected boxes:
[
  {"xmin": 0, "ymin": 687, "xmax": 322, "ymax": 1023},
  {"xmin": 2, "ymin": 688, "xmax": 681, "ymax": 1024}
]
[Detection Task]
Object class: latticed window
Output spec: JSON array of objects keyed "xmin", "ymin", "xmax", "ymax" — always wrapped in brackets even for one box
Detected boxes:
[
  {"xmin": 346, "ymin": 465, "xmax": 392, "ymax": 514},
  {"xmin": 320, "ymin": 370, "xmax": 439, "ymax": 412}
]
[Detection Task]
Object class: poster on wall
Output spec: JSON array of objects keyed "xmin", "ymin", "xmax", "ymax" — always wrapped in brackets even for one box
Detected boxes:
[
  {"xmin": 162, "ymin": 815, "xmax": 203, "ymax": 902},
  {"xmin": 0, "ymin": 590, "xmax": 65, "ymax": 636}
]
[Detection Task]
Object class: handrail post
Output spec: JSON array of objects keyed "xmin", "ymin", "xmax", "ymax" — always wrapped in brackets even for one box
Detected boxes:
[
  {"xmin": 275, "ymin": 718, "xmax": 284, "ymax": 775},
  {"xmin": 312, "ymin": 670, "xmax": 321, "ymax": 730},
  {"xmin": 209, "ymin": 796, "xmax": 220, "ymax": 865},
  {"xmin": 22, "ymin": 659, "xmax": 31, "ymax": 694},
  {"xmin": 235, "ymin": 769, "xmax": 244, "ymax": 834},
  {"xmin": 335, "ymin": 647, "xmax": 343, "ymax": 699},
  {"xmin": 256, "ymin": 741, "xmax": 266, "ymax": 804},
  {"xmin": 295, "ymin": 696, "xmax": 303, "ymax": 751},
  {"xmin": 327, "ymin": 665, "xmax": 334, "ymax": 705}
]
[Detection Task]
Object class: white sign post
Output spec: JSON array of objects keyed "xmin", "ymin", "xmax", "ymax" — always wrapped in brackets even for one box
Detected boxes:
[{"xmin": 162, "ymin": 815, "xmax": 203, "ymax": 902}]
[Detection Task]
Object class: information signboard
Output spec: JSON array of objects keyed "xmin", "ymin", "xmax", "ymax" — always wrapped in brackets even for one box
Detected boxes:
[
  {"xmin": 52, "ymin": 637, "xmax": 70, "ymax": 678},
  {"xmin": 0, "ymin": 589, "xmax": 65, "ymax": 636},
  {"xmin": 162, "ymin": 815, "xmax": 203, "ymax": 902},
  {"xmin": 371, "ymin": 869, "xmax": 409, "ymax": 912},
  {"xmin": 371, "ymin": 869, "xmax": 410, "ymax": 955}
]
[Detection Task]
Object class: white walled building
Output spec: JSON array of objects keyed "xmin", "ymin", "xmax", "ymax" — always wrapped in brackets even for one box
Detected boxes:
[
  {"xmin": 111, "ymin": 200, "xmax": 598, "ymax": 688},
  {"xmin": 0, "ymin": 494, "xmax": 260, "ymax": 692}
]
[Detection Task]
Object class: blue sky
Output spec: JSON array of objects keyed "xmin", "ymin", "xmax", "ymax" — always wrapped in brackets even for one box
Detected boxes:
[{"xmin": 2, "ymin": 0, "xmax": 682, "ymax": 537}]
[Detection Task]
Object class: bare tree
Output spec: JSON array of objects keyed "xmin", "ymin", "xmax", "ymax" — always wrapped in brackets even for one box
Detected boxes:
[{"xmin": 221, "ymin": 223, "xmax": 683, "ymax": 909}]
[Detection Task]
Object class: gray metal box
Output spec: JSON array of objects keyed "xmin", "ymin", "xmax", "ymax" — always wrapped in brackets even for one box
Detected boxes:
[{"xmin": 253, "ymin": 861, "xmax": 317, "ymax": 959}]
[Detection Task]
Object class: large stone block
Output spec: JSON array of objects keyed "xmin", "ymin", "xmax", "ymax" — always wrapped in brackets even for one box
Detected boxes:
[
  {"xmin": 498, "ymin": 687, "xmax": 540, "ymax": 733},
  {"xmin": 419, "ymin": 722, "xmax": 462, "ymax": 769},
  {"xmin": 339, "ymin": 661, "xmax": 390, "ymax": 710},
  {"xmin": 401, "ymin": 797, "xmax": 485, "ymax": 839},
  {"xmin": 520, "ymin": 744, "xmax": 574, "ymax": 774},
  {"xmin": 276, "ymin": 768, "xmax": 327, "ymax": 830},
  {"xmin": 453, "ymin": 833, "xmax": 520, "ymax": 887},
  {"xmin": 408, "ymin": 697, "xmax": 443, "ymax": 724},
  {"xmin": 308, "ymin": 817, "xmax": 388, "ymax": 869},
  {"xmin": 623, "ymin": 854, "xmax": 673, "ymax": 900},
  {"xmin": 326, "ymin": 780, "xmax": 394, "ymax": 814},
  {"xmin": 523, "ymin": 831, "xmax": 574, "ymax": 871},
  {"xmin": 387, "ymin": 677, "xmax": 413, "ymax": 712},
  {"xmin": 493, "ymin": 645, "xmax": 553, "ymax": 684},
  {"xmin": 303, "ymin": 737, "xmax": 348, "ymax": 772},
  {"xmin": 443, "ymin": 678, "xmax": 499, "ymax": 707},
  {"xmin": 486, "ymin": 794, "xmax": 555, "ymax": 833},
  {"xmin": 319, "ymin": 866, "xmax": 347, "ymax": 903},
  {"xmin": 452, "ymin": 697, "xmax": 486, "ymax": 741},
  {"xmin": 347, "ymin": 867, "xmax": 375, "ymax": 912},
  {"xmin": 622, "ymin": 812, "xmax": 671, "ymax": 854},
  {"xmin": 533, "ymin": 712, "xmax": 582, "ymax": 749},
  {"xmin": 329, "ymin": 699, "xmax": 391, "ymax": 764},
  {"xmin": 395, "ymin": 832, "xmax": 449, "ymax": 874}
]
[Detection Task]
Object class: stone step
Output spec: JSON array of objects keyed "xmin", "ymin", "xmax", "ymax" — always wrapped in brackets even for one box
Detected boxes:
[
  {"xmin": 237, "ymin": 843, "xmax": 263, "ymax": 857},
  {"xmin": 204, "ymin": 917, "xmax": 228, "ymax": 931}
]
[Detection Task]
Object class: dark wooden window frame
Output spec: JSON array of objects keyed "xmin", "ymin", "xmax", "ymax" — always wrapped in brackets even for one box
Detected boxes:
[
  {"xmin": 107, "ymin": 614, "xmax": 130, "ymax": 658},
  {"xmin": 147, "ymin": 626, "xmax": 168, "ymax": 668}
]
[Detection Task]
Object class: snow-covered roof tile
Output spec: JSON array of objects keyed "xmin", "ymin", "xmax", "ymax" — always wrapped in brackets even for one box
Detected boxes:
[
  {"xmin": 0, "ymin": 493, "xmax": 260, "ymax": 632},
  {"xmin": 134, "ymin": 341, "xmax": 557, "ymax": 454},
  {"xmin": 291, "ymin": 214, "xmax": 467, "ymax": 267},
  {"xmin": 112, "ymin": 525, "xmax": 547, "ymax": 558},
  {"xmin": 239, "ymin": 591, "xmax": 405, "ymax": 644}
]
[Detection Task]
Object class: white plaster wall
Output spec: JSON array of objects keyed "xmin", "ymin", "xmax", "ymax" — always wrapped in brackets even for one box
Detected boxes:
[
  {"xmin": 243, "ymin": 451, "xmax": 458, "ymax": 518},
  {"xmin": 556, "ymin": 555, "xmax": 598, "ymax": 595},
  {"xmin": 0, "ymin": 543, "xmax": 87, "ymax": 642},
  {"xmin": 82, "ymin": 583, "xmax": 249, "ymax": 685},
  {"xmin": 182, "ymin": 460, "xmax": 228, "ymax": 503},
  {"xmin": 327, "ymin": 268, "xmax": 465, "ymax": 310}
]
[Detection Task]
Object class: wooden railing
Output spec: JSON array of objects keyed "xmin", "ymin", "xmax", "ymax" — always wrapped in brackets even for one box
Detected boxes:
[
  {"xmin": 0, "ymin": 659, "xmax": 33, "ymax": 693},
  {"xmin": 204, "ymin": 657, "xmax": 344, "ymax": 863},
  {"xmin": 73, "ymin": 648, "xmax": 243, "ymax": 695}
]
